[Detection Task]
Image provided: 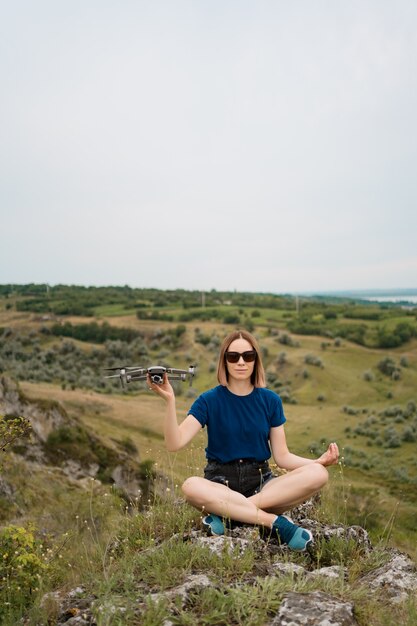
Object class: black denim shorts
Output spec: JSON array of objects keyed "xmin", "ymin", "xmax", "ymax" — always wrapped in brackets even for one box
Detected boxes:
[{"xmin": 204, "ymin": 459, "xmax": 276, "ymax": 498}]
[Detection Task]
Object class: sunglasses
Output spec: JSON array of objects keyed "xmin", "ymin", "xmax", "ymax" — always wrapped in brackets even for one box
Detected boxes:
[{"xmin": 225, "ymin": 350, "xmax": 257, "ymax": 363}]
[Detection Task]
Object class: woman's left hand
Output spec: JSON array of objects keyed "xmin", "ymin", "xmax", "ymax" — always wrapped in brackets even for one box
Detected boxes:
[{"xmin": 316, "ymin": 442, "xmax": 339, "ymax": 466}]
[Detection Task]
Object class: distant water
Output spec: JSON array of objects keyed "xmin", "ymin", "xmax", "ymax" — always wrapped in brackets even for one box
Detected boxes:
[
  {"xmin": 304, "ymin": 290, "xmax": 417, "ymax": 304},
  {"xmin": 360, "ymin": 294, "xmax": 417, "ymax": 304}
]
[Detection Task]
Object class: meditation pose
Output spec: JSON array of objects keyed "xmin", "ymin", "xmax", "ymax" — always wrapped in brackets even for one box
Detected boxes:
[{"xmin": 149, "ymin": 329, "xmax": 339, "ymax": 550}]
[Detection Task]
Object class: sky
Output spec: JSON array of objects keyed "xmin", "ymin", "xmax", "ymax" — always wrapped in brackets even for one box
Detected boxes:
[{"xmin": 1, "ymin": 1, "xmax": 417, "ymax": 294}]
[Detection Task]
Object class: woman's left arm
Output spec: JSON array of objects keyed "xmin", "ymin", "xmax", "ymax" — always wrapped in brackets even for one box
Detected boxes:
[{"xmin": 270, "ymin": 425, "xmax": 339, "ymax": 470}]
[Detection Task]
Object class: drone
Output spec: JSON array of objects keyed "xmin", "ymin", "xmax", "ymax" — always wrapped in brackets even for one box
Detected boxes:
[{"xmin": 105, "ymin": 364, "xmax": 196, "ymax": 388}]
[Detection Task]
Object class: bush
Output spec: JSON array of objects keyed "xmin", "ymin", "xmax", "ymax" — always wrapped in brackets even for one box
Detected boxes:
[
  {"xmin": 304, "ymin": 354, "xmax": 323, "ymax": 367},
  {"xmin": 363, "ymin": 370, "xmax": 374, "ymax": 382},
  {"xmin": 276, "ymin": 333, "xmax": 298, "ymax": 347},
  {"xmin": 402, "ymin": 427, "xmax": 417, "ymax": 443},
  {"xmin": 0, "ymin": 525, "xmax": 47, "ymax": 619},
  {"xmin": 0, "ymin": 415, "xmax": 31, "ymax": 463},
  {"xmin": 377, "ymin": 357, "xmax": 400, "ymax": 378},
  {"xmin": 223, "ymin": 314, "xmax": 240, "ymax": 325},
  {"xmin": 376, "ymin": 322, "xmax": 417, "ymax": 348}
]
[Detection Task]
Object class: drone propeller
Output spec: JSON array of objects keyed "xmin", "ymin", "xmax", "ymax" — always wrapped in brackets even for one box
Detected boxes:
[{"xmin": 104, "ymin": 365, "xmax": 140, "ymax": 371}]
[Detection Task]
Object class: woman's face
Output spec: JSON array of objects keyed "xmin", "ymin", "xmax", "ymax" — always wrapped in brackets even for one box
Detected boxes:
[{"xmin": 225, "ymin": 337, "xmax": 256, "ymax": 383}]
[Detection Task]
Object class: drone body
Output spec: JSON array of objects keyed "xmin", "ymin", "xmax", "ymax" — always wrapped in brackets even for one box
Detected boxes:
[{"xmin": 105, "ymin": 365, "xmax": 196, "ymax": 387}]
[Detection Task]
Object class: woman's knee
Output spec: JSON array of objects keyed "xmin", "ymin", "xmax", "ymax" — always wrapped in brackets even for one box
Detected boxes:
[
  {"xmin": 308, "ymin": 463, "xmax": 329, "ymax": 490},
  {"xmin": 181, "ymin": 476, "xmax": 205, "ymax": 502}
]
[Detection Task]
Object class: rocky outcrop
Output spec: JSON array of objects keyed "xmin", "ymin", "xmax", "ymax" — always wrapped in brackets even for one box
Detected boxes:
[
  {"xmin": 41, "ymin": 520, "xmax": 417, "ymax": 626},
  {"xmin": 0, "ymin": 379, "xmax": 69, "ymax": 444},
  {"xmin": 358, "ymin": 549, "xmax": 417, "ymax": 603},
  {"xmin": 272, "ymin": 591, "xmax": 358, "ymax": 626},
  {"xmin": 0, "ymin": 376, "xmax": 149, "ymax": 503}
]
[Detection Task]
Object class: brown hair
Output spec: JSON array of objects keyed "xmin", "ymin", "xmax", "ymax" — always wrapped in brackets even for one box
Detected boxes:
[{"xmin": 217, "ymin": 329, "xmax": 266, "ymax": 387}]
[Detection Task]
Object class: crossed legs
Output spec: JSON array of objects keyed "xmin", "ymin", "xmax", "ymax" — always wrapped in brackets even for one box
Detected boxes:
[{"xmin": 182, "ymin": 463, "xmax": 329, "ymax": 529}]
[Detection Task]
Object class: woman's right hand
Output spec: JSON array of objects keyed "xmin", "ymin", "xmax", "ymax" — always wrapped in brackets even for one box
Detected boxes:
[{"xmin": 147, "ymin": 372, "xmax": 175, "ymax": 402}]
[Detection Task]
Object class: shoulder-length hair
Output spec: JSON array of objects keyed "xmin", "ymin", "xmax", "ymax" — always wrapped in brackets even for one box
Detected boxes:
[{"xmin": 217, "ymin": 329, "xmax": 266, "ymax": 388}]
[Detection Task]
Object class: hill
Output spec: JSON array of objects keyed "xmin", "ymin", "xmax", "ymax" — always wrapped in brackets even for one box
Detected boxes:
[{"xmin": 0, "ymin": 285, "xmax": 416, "ymax": 624}]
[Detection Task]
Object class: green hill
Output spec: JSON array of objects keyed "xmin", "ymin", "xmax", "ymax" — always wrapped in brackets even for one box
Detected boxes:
[{"xmin": 0, "ymin": 285, "xmax": 416, "ymax": 624}]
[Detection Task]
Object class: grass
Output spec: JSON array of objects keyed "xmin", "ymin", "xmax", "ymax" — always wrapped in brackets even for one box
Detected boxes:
[{"xmin": 1, "ymin": 480, "xmax": 414, "ymax": 626}]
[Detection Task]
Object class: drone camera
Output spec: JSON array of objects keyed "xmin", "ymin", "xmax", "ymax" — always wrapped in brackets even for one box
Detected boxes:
[{"xmin": 150, "ymin": 373, "xmax": 164, "ymax": 384}]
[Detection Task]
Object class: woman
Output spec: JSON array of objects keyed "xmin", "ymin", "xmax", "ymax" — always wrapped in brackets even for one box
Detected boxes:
[{"xmin": 148, "ymin": 329, "xmax": 339, "ymax": 551}]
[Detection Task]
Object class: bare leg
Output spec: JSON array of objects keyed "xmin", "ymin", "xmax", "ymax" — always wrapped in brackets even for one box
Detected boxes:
[
  {"xmin": 182, "ymin": 463, "xmax": 328, "ymax": 528},
  {"xmin": 249, "ymin": 463, "xmax": 329, "ymax": 515}
]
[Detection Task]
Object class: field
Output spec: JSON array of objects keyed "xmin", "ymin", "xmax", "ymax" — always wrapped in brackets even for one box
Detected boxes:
[{"xmin": 1, "ymin": 285, "xmax": 417, "ymax": 557}]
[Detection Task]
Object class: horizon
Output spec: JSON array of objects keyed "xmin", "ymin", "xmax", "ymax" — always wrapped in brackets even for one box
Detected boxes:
[{"xmin": 2, "ymin": 282, "xmax": 417, "ymax": 298}]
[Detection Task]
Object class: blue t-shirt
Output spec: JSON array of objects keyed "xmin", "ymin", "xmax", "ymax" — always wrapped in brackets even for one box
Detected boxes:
[{"xmin": 187, "ymin": 385, "xmax": 286, "ymax": 463}]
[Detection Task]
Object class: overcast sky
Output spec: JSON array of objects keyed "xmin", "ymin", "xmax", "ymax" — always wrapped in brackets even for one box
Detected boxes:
[{"xmin": 1, "ymin": 1, "xmax": 416, "ymax": 293}]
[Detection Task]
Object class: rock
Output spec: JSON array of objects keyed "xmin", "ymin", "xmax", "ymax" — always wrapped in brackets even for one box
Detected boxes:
[
  {"xmin": 150, "ymin": 574, "xmax": 212, "ymax": 606},
  {"xmin": 40, "ymin": 586, "xmax": 96, "ymax": 626},
  {"xmin": 62, "ymin": 459, "xmax": 99, "ymax": 480},
  {"xmin": 0, "ymin": 475, "xmax": 15, "ymax": 499},
  {"xmin": 296, "ymin": 519, "xmax": 372, "ymax": 554},
  {"xmin": 193, "ymin": 533, "xmax": 252, "ymax": 557},
  {"xmin": 111, "ymin": 464, "xmax": 146, "ymax": 502},
  {"xmin": 308, "ymin": 565, "xmax": 346, "ymax": 580},
  {"xmin": 0, "ymin": 376, "xmax": 69, "ymax": 444},
  {"xmin": 271, "ymin": 591, "xmax": 359, "ymax": 626},
  {"xmin": 358, "ymin": 549, "xmax": 417, "ymax": 603},
  {"xmin": 271, "ymin": 561, "xmax": 307, "ymax": 578}
]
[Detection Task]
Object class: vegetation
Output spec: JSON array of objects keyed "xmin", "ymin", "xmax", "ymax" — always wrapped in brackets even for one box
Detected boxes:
[
  {"xmin": 0, "ymin": 415, "xmax": 31, "ymax": 454},
  {"xmin": 1, "ymin": 284, "xmax": 417, "ymax": 624}
]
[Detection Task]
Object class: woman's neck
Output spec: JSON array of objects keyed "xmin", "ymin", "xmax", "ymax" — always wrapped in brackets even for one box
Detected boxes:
[{"xmin": 227, "ymin": 379, "xmax": 254, "ymax": 396}]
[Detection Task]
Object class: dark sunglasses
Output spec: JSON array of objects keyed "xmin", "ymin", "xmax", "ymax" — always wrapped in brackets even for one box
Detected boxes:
[{"xmin": 225, "ymin": 350, "xmax": 257, "ymax": 363}]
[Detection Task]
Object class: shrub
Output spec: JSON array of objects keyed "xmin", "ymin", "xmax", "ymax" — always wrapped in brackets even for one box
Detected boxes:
[
  {"xmin": 223, "ymin": 314, "xmax": 240, "ymax": 325},
  {"xmin": 276, "ymin": 352, "xmax": 287, "ymax": 366},
  {"xmin": 402, "ymin": 427, "xmax": 417, "ymax": 443},
  {"xmin": 304, "ymin": 354, "xmax": 323, "ymax": 367},
  {"xmin": 377, "ymin": 357, "xmax": 400, "ymax": 378},
  {"xmin": 363, "ymin": 370, "xmax": 374, "ymax": 382},
  {"xmin": 342, "ymin": 406, "xmax": 360, "ymax": 416},
  {"xmin": 376, "ymin": 322, "xmax": 417, "ymax": 348},
  {"xmin": 276, "ymin": 333, "xmax": 298, "ymax": 347},
  {"xmin": 0, "ymin": 525, "xmax": 47, "ymax": 619},
  {"xmin": 0, "ymin": 415, "xmax": 31, "ymax": 464}
]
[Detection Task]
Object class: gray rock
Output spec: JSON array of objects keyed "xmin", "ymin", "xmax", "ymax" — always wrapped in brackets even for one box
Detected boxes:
[
  {"xmin": 271, "ymin": 561, "xmax": 307, "ymax": 578},
  {"xmin": 271, "ymin": 591, "xmax": 359, "ymax": 626},
  {"xmin": 295, "ymin": 519, "xmax": 372, "ymax": 554},
  {"xmin": 194, "ymin": 534, "xmax": 252, "ymax": 557},
  {"xmin": 358, "ymin": 549, "xmax": 417, "ymax": 602},
  {"xmin": 0, "ymin": 475, "xmax": 15, "ymax": 499},
  {"xmin": 151, "ymin": 574, "xmax": 212, "ymax": 606},
  {"xmin": 308, "ymin": 565, "xmax": 346, "ymax": 580}
]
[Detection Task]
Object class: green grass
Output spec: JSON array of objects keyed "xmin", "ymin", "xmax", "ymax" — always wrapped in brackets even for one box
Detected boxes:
[{"xmin": 1, "ymin": 484, "xmax": 414, "ymax": 626}]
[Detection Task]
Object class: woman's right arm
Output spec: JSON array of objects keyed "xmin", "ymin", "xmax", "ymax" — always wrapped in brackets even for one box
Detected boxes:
[{"xmin": 148, "ymin": 373, "xmax": 202, "ymax": 451}]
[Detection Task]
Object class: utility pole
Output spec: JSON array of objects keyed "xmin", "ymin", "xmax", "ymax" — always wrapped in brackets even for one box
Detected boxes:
[{"xmin": 201, "ymin": 291, "xmax": 206, "ymax": 308}]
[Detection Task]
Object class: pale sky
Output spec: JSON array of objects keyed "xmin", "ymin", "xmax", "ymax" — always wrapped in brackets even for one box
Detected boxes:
[{"xmin": 1, "ymin": 1, "xmax": 416, "ymax": 293}]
